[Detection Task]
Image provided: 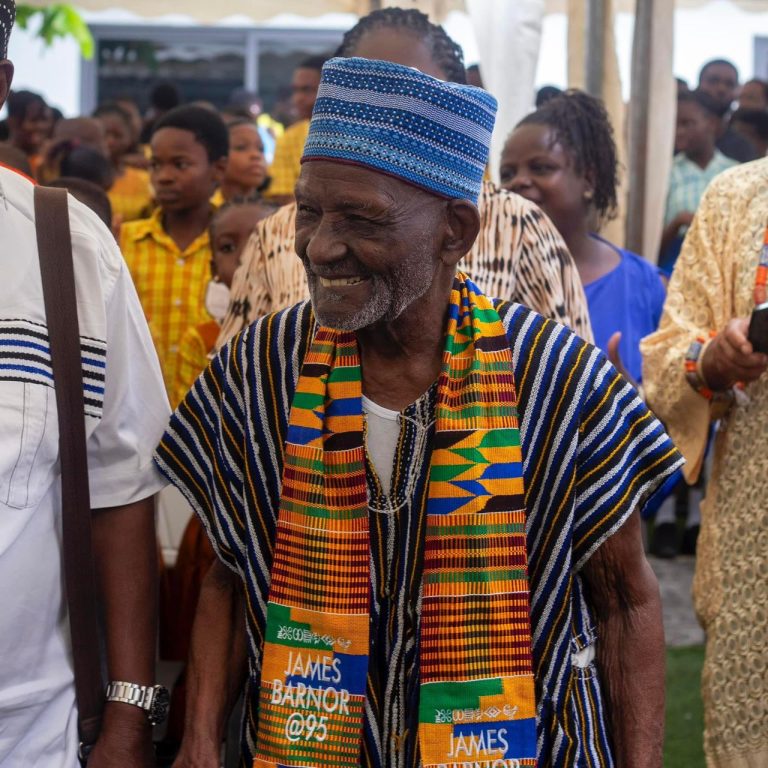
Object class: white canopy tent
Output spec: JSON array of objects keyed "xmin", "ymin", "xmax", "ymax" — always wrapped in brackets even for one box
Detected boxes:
[{"xmin": 23, "ymin": 0, "xmax": 768, "ymax": 22}]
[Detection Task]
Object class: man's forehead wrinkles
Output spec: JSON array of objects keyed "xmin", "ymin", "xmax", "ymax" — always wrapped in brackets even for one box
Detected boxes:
[
  {"xmin": 296, "ymin": 178, "xmax": 398, "ymax": 211},
  {"xmin": 333, "ymin": 201, "xmax": 377, "ymax": 216},
  {"xmin": 334, "ymin": 192, "xmax": 398, "ymax": 212}
]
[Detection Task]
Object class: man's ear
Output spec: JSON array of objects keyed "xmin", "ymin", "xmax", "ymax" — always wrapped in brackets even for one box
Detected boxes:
[
  {"xmin": 440, "ymin": 198, "xmax": 481, "ymax": 267},
  {"xmin": 0, "ymin": 60, "xmax": 14, "ymax": 111}
]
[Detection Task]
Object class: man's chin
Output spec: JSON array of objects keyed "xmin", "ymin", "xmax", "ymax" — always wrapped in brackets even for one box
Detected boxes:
[
  {"xmin": 309, "ymin": 297, "xmax": 387, "ymax": 332},
  {"xmin": 312, "ymin": 308, "xmax": 375, "ymax": 332}
]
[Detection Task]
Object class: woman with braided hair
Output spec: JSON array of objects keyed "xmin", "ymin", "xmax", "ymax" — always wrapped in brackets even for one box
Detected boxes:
[
  {"xmin": 500, "ymin": 89, "xmax": 666, "ymax": 385},
  {"xmin": 502, "ymin": 92, "xmax": 692, "ymax": 555},
  {"xmin": 334, "ymin": 5, "xmax": 467, "ymax": 84}
]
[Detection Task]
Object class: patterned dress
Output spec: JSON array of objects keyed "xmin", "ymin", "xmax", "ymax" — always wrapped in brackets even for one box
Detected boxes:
[
  {"xmin": 156, "ymin": 300, "xmax": 680, "ymax": 768},
  {"xmin": 216, "ymin": 182, "xmax": 593, "ymax": 349},
  {"xmin": 642, "ymin": 158, "xmax": 768, "ymax": 768}
]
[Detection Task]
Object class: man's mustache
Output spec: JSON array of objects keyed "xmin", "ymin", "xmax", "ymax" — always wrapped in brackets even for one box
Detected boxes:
[{"xmin": 303, "ymin": 258, "xmax": 372, "ymax": 280}]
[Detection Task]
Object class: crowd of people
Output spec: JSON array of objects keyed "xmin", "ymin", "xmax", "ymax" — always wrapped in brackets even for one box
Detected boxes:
[{"xmin": 1, "ymin": 1, "xmax": 766, "ymax": 767}]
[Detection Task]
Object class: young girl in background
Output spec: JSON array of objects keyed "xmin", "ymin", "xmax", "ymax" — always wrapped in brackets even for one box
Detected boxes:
[{"xmin": 213, "ymin": 118, "xmax": 269, "ymax": 206}]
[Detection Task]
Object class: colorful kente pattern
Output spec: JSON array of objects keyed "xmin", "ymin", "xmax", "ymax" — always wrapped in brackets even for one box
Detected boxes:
[{"xmin": 254, "ymin": 273, "xmax": 537, "ymax": 768}]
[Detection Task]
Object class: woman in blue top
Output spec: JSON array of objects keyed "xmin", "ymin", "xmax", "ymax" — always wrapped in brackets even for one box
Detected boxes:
[
  {"xmin": 499, "ymin": 91, "xmax": 688, "ymax": 553},
  {"xmin": 499, "ymin": 89, "xmax": 666, "ymax": 384}
]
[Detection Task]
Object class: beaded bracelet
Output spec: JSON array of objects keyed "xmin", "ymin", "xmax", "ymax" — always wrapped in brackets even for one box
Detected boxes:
[{"xmin": 684, "ymin": 331, "xmax": 717, "ymax": 399}]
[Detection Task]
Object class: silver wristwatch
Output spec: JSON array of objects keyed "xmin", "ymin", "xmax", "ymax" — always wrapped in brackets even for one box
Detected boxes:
[{"xmin": 104, "ymin": 681, "xmax": 170, "ymax": 726}]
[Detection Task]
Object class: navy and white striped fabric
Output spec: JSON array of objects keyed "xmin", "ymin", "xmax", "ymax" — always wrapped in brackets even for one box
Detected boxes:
[
  {"xmin": 155, "ymin": 301, "xmax": 682, "ymax": 768},
  {"xmin": 301, "ymin": 57, "xmax": 497, "ymax": 203},
  {"xmin": 0, "ymin": 318, "xmax": 106, "ymax": 419}
]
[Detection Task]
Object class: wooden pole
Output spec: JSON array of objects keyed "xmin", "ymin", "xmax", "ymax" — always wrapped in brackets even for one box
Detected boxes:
[
  {"xmin": 626, "ymin": 0, "xmax": 652, "ymax": 255},
  {"xmin": 585, "ymin": 0, "xmax": 607, "ymax": 96}
]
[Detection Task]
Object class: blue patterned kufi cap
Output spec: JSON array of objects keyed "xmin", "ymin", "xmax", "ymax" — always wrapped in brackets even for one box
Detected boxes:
[
  {"xmin": 0, "ymin": 0, "xmax": 14, "ymax": 59},
  {"xmin": 301, "ymin": 57, "xmax": 497, "ymax": 203}
]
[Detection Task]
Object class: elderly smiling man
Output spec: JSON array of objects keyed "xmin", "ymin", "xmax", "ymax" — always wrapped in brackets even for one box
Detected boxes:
[{"xmin": 157, "ymin": 58, "xmax": 682, "ymax": 768}]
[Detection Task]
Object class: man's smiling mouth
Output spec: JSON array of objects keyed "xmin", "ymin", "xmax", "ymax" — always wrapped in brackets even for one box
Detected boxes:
[{"xmin": 318, "ymin": 276, "xmax": 368, "ymax": 287}]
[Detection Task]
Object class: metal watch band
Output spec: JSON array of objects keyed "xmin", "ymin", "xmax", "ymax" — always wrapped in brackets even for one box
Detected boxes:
[
  {"xmin": 105, "ymin": 681, "xmax": 152, "ymax": 709},
  {"xmin": 104, "ymin": 681, "xmax": 169, "ymax": 726}
]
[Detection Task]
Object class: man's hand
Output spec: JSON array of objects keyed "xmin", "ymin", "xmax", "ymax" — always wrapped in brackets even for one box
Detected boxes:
[
  {"xmin": 701, "ymin": 317, "xmax": 768, "ymax": 391},
  {"xmin": 87, "ymin": 702, "xmax": 154, "ymax": 767}
]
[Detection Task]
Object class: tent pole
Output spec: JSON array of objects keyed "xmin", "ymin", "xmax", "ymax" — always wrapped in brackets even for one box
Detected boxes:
[
  {"xmin": 585, "ymin": 0, "xmax": 607, "ymax": 96},
  {"xmin": 626, "ymin": 0, "xmax": 652, "ymax": 255}
]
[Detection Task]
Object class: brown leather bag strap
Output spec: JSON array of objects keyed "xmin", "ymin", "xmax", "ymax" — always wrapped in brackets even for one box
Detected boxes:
[{"xmin": 34, "ymin": 186, "xmax": 104, "ymax": 758}]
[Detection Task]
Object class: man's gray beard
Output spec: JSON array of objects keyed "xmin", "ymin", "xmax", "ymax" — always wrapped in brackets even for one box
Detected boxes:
[
  {"xmin": 309, "ymin": 242, "xmax": 436, "ymax": 332},
  {"xmin": 309, "ymin": 275, "xmax": 390, "ymax": 331}
]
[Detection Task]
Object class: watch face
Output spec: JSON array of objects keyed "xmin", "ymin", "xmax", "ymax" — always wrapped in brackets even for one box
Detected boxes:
[{"xmin": 148, "ymin": 685, "xmax": 170, "ymax": 726}]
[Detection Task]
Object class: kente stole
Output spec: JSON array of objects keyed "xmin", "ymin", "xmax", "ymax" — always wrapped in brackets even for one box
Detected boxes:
[{"xmin": 254, "ymin": 274, "xmax": 537, "ymax": 768}]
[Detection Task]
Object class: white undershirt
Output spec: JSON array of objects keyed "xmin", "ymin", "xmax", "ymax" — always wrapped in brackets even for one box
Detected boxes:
[{"xmin": 362, "ymin": 395, "xmax": 401, "ymax": 494}]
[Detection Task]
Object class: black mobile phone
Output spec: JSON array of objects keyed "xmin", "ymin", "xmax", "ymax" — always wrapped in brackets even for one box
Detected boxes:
[{"xmin": 748, "ymin": 301, "xmax": 768, "ymax": 355}]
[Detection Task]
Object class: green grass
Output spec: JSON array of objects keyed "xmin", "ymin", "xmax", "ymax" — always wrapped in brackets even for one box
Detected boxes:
[{"xmin": 665, "ymin": 645, "xmax": 705, "ymax": 767}]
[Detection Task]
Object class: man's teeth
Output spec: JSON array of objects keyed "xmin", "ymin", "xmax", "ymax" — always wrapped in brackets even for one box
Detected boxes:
[{"xmin": 319, "ymin": 276, "xmax": 366, "ymax": 287}]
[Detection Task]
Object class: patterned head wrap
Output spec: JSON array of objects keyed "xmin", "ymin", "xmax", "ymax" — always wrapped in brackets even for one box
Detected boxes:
[
  {"xmin": 301, "ymin": 56, "xmax": 497, "ymax": 204},
  {"xmin": 0, "ymin": 0, "xmax": 14, "ymax": 59}
]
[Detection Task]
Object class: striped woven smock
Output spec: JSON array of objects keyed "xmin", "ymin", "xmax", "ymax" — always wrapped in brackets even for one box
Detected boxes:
[{"xmin": 155, "ymin": 300, "xmax": 683, "ymax": 768}]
